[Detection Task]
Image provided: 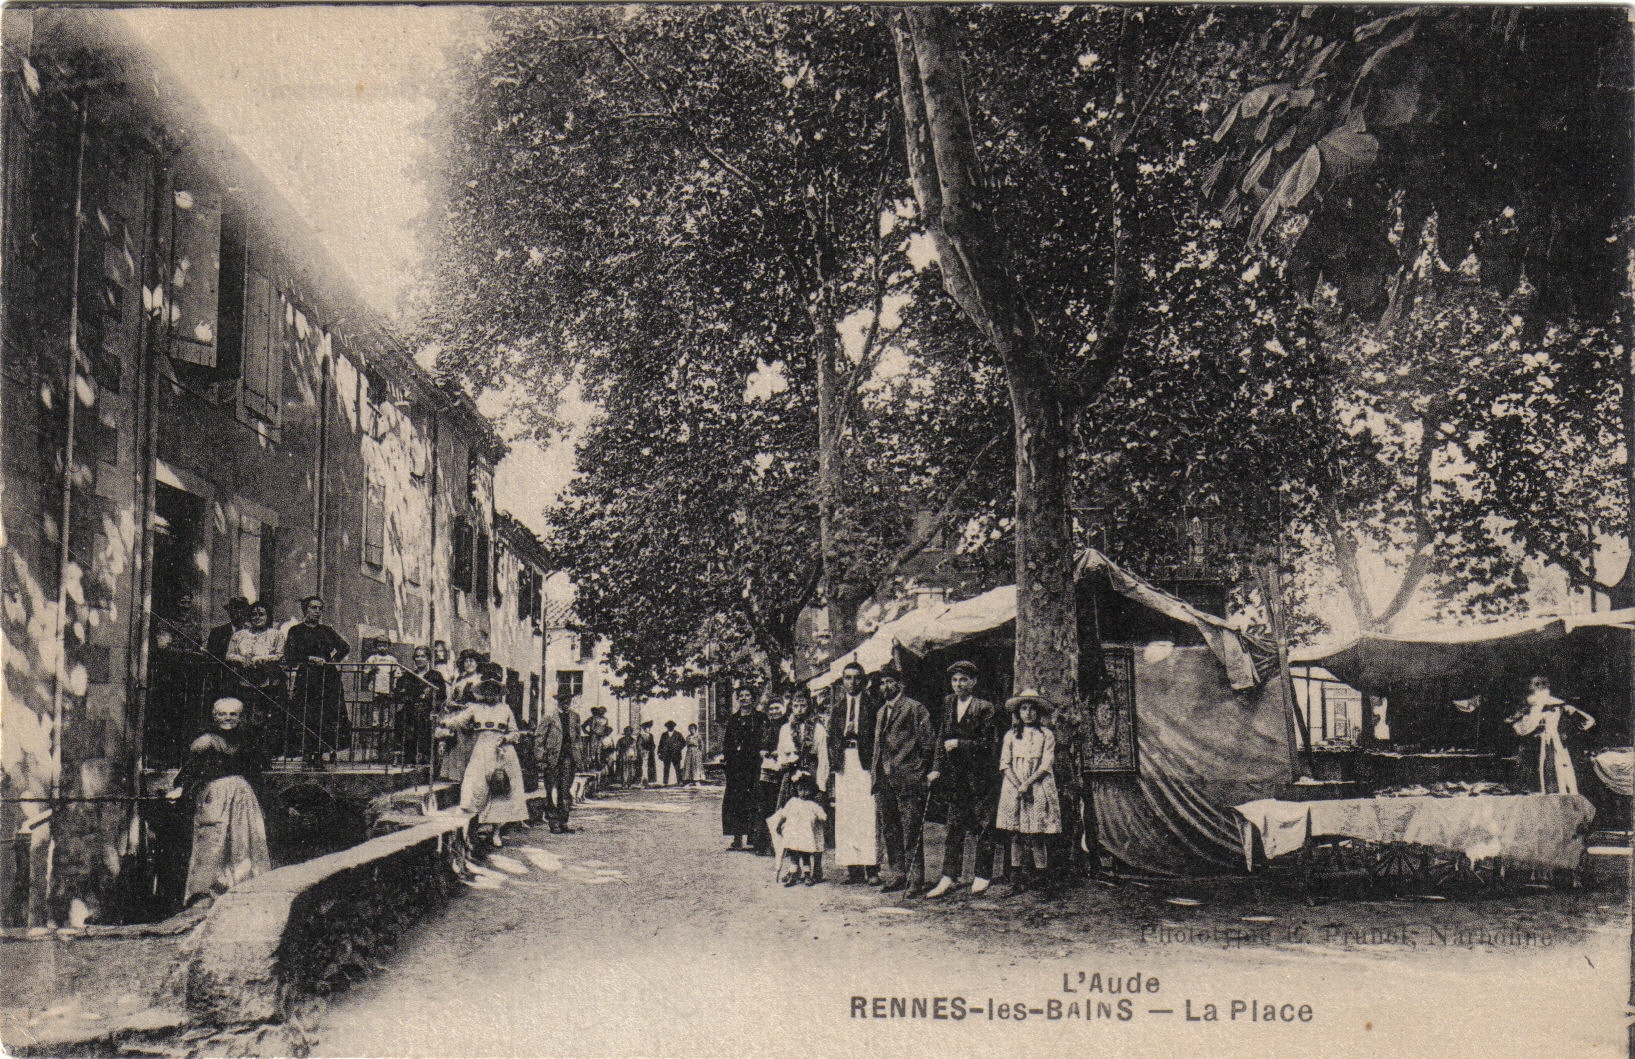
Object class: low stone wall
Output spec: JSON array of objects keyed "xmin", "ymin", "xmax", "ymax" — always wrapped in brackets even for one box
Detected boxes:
[{"xmin": 180, "ymin": 811, "xmax": 471, "ymax": 1026}]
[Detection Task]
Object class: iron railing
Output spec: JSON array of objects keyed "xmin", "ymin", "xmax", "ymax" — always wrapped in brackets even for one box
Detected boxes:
[{"xmin": 144, "ymin": 617, "xmax": 440, "ymax": 775}]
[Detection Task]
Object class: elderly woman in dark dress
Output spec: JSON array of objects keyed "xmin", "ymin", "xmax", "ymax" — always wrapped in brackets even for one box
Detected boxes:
[{"xmin": 166, "ymin": 697, "xmax": 271, "ymax": 905}]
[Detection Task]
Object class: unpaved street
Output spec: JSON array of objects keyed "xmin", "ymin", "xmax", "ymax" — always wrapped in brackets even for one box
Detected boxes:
[{"xmin": 311, "ymin": 786, "xmax": 1628, "ymax": 1058}]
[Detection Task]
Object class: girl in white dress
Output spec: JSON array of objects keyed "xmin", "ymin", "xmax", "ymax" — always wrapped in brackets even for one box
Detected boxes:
[
  {"xmin": 995, "ymin": 692, "xmax": 1061, "ymax": 892},
  {"xmin": 441, "ymin": 678, "xmax": 530, "ymax": 846}
]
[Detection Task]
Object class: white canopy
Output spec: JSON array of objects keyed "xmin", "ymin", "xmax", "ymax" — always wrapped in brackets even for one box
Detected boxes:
[{"xmin": 807, "ymin": 585, "xmax": 1016, "ymax": 691}]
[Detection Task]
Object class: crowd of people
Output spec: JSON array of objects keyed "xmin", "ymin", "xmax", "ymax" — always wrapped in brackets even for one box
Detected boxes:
[{"xmin": 724, "ymin": 658, "xmax": 1065, "ymax": 896}]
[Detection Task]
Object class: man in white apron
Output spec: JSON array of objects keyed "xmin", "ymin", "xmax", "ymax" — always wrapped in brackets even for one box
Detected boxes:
[{"xmin": 826, "ymin": 661, "xmax": 881, "ymax": 884}]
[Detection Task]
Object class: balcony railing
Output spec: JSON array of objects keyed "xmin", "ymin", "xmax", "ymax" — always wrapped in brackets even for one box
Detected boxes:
[{"xmin": 144, "ymin": 619, "xmax": 440, "ymax": 776}]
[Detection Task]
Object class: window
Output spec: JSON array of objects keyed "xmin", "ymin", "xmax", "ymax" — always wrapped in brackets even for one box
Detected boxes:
[
  {"xmin": 492, "ymin": 546, "xmax": 505, "ymax": 610},
  {"xmin": 555, "ymin": 670, "xmax": 584, "ymax": 703},
  {"xmin": 452, "ymin": 518, "xmax": 474, "ymax": 593},
  {"xmin": 516, "ymin": 565, "xmax": 533, "ymax": 620},
  {"xmin": 236, "ymin": 516, "xmax": 264, "ymax": 601},
  {"xmin": 579, "ymin": 632, "xmax": 595, "ymax": 662},
  {"xmin": 362, "ymin": 478, "xmax": 386, "ymax": 570},
  {"xmin": 474, "ymin": 530, "xmax": 491, "ymax": 605},
  {"xmin": 528, "ymin": 674, "xmax": 540, "ymax": 724},
  {"xmin": 240, "ymin": 272, "xmax": 283, "ymax": 422},
  {"xmin": 166, "ymin": 184, "xmax": 222, "ymax": 368}
]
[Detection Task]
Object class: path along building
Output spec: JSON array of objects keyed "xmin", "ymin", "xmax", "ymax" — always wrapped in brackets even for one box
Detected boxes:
[{"xmin": 0, "ymin": 9, "xmax": 551, "ymax": 928}]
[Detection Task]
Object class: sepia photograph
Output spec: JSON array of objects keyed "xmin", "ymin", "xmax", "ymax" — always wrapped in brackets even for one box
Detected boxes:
[{"xmin": 0, "ymin": 3, "xmax": 1631, "ymax": 1056}]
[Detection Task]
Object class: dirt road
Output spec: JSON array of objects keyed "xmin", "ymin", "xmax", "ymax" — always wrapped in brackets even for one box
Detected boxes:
[{"xmin": 310, "ymin": 785, "xmax": 1628, "ymax": 1058}]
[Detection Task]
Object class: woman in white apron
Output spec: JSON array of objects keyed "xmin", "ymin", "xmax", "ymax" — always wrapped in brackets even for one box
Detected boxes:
[{"xmin": 1510, "ymin": 675, "xmax": 1596, "ymax": 795}]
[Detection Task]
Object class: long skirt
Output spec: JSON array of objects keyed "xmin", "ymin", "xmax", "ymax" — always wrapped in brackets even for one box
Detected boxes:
[
  {"xmin": 834, "ymin": 748, "xmax": 877, "ymax": 867},
  {"xmin": 460, "ymin": 732, "xmax": 530, "ymax": 825},
  {"xmin": 721, "ymin": 768, "xmax": 760, "ymax": 835},
  {"xmin": 185, "ymin": 776, "xmax": 271, "ymax": 902},
  {"xmin": 681, "ymin": 746, "xmax": 702, "ymax": 782}
]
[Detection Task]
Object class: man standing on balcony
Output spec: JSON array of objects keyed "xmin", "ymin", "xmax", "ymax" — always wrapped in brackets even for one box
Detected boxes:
[
  {"xmin": 206, "ymin": 597, "xmax": 250, "ymax": 663},
  {"xmin": 283, "ymin": 596, "xmax": 351, "ymax": 769}
]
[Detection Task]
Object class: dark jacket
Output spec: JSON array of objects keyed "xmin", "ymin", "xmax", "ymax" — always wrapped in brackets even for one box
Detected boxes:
[
  {"xmin": 931, "ymin": 694, "xmax": 1001, "ymax": 798},
  {"xmin": 827, "ymin": 688, "xmax": 880, "ymax": 771},
  {"xmin": 538, "ymin": 707, "xmax": 581, "ymax": 775},
  {"xmin": 871, "ymin": 693, "xmax": 935, "ymax": 791},
  {"xmin": 658, "ymin": 729, "xmax": 687, "ymax": 761}
]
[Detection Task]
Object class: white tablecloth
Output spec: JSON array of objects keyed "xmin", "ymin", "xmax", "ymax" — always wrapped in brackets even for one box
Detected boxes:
[{"xmin": 1234, "ymin": 794, "xmax": 1595, "ymax": 871}]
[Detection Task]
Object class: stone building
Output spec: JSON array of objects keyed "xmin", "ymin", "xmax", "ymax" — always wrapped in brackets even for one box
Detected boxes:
[{"xmin": 0, "ymin": 9, "xmax": 537, "ymax": 927}]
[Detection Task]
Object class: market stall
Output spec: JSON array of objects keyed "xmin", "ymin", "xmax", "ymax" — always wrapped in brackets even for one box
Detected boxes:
[
  {"xmin": 1290, "ymin": 611, "xmax": 1633, "ymax": 810},
  {"xmin": 808, "ymin": 550, "xmax": 1302, "ymax": 876}
]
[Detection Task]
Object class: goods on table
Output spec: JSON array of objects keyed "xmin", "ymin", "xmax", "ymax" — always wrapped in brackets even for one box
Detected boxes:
[{"xmin": 1375, "ymin": 780, "xmax": 1515, "ymax": 799}]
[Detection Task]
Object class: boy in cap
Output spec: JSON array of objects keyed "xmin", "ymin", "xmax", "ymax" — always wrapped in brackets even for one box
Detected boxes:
[{"xmin": 925, "ymin": 660, "xmax": 1002, "ymax": 897}]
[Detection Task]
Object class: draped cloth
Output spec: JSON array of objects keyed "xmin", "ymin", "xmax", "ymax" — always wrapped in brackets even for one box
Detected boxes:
[
  {"xmin": 1235, "ymin": 793, "xmax": 1596, "ymax": 871},
  {"xmin": 1090, "ymin": 646, "xmax": 1294, "ymax": 875}
]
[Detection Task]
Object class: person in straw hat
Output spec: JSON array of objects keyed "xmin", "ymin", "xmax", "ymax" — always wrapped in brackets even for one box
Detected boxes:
[{"xmin": 995, "ymin": 690, "xmax": 1061, "ymax": 893}]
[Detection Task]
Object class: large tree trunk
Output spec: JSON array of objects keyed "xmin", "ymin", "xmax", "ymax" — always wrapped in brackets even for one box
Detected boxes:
[{"xmin": 892, "ymin": 9, "xmax": 1079, "ymax": 708}]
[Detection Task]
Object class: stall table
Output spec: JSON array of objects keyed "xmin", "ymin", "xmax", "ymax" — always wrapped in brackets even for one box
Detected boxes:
[{"xmin": 1235, "ymin": 793, "xmax": 1595, "ymax": 896}]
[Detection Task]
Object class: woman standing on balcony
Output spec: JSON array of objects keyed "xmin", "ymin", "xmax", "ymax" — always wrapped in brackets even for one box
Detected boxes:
[
  {"xmin": 442, "ymin": 677, "xmax": 530, "ymax": 848},
  {"xmin": 167, "ymin": 697, "xmax": 271, "ymax": 906},
  {"xmin": 227, "ymin": 601, "xmax": 288, "ymax": 746}
]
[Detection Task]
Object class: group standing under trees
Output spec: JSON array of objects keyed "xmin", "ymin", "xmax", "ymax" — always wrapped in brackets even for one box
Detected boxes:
[{"xmin": 422, "ymin": 6, "xmax": 1630, "ymax": 801}]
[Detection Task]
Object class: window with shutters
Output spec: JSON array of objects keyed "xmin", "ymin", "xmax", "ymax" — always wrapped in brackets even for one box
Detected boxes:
[
  {"xmin": 362, "ymin": 478, "xmax": 386, "ymax": 571},
  {"xmin": 452, "ymin": 518, "xmax": 474, "ymax": 593},
  {"xmin": 516, "ymin": 564, "xmax": 531, "ymax": 620},
  {"xmin": 166, "ymin": 185, "xmax": 222, "ymax": 367},
  {"xmin": 240, "ymin": 272, "xmax": 283, "ymax": 422},
  {"xmin": 474, "ymin": 531, "xmax": 492, "ymax": 605}
]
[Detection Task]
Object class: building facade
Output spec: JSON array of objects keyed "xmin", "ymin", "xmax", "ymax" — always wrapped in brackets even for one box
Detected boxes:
[{"xmin": 0, "ymin": 10, "xmax": 545, "ymax": 927}]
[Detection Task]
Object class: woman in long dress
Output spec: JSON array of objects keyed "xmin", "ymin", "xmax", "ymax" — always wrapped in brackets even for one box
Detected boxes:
[
  {"xmin": 441, "ymin": 677, "xmax": 530, "ymax": 847},
  {"xmin": 438, "ymin": 649, "xmax": 483, "ymax": 782},
  {"xmin": 1510, "ymin": 674, "xmax": 1596, "ymax": 795},
  {"xmin": 681, "ymin": 723, "xmax": 703, "ymax": 784},
  {"xmin": 995, "ymin": 691, "xmax": 1061, "ymax": 892},
  {"xmin": 721, "ymin": 688, "xmax": 764, "ymax": 850},
  {"xmin": 166, "ymin": 697, "xmax": 271, "ymax": 906}
]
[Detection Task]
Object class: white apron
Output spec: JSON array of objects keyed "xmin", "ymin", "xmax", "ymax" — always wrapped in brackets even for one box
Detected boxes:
[{"xmin": 834, "ymin": 747, "xmax": 877, "ymax": 867}]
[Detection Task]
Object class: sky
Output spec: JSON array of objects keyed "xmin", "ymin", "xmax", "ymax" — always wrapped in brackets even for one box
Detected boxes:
[{"xmin": 122, "ymin": 5, "xmax": 577, "ymax": 531}]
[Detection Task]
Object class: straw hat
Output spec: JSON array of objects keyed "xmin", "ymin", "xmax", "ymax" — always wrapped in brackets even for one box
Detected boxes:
[{"xmin": 1003, "ymin": 689, "xmax": 1054, "ymax": 714}]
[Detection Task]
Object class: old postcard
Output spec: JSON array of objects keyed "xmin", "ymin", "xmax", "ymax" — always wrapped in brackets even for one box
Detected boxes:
[{"xmin": 1, "ymin": 4, "xmax": 1630, "ymax": 1057}]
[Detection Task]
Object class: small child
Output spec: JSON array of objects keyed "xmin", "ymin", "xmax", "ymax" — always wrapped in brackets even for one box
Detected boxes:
[
  {"xmin": 996, "ymin": 691, "xmax": 1061, "ymax": 893},
  {"xmin": 769, "ymin": 773, "xmax": 827, "ymax": 886}
]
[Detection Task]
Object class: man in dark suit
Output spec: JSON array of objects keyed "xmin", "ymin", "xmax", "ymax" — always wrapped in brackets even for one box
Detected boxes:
[
  {"xmin": 925, "ymin": 660, "xmax": 1002, "ymax": 898},
  {"xmin": 206, "ymin": 597, "xmax": 250, "ymax": 662},
  {"xmin": 828, "ymin": 661, "xmax": 881, "ymax": 884},
  {"xmin": 538, "ymin": 691, "xmax": 582, "ymax": 833},
  {"xmin": 870, "ymin": 661, "xmax": 935, "ymax": 895}
]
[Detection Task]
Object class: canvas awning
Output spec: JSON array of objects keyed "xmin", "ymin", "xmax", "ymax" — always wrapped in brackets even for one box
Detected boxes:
[
  {"xmin": 807, "ymin": 585, "xmax": 1016, "ymax": 690},
  {"xmin": 807, "ymin": 549, "xmax": 1270, "ymax": 691},
  {"xmin": 1289, "ymin": 609, "xmax": 1635, "ymax": 697}
]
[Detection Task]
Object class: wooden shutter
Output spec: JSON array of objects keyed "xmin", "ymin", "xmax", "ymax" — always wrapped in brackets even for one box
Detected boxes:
[
  {"xmin": 362, "ymin": 479, "xmax": 386, "ymax": 569},
  {"xmin": 166, "ymin": 187, "xmax": 221, "ymax": 367},
  {"xmin": 241, "ymin": 271, "xmax": 276, "ymax": 418}
]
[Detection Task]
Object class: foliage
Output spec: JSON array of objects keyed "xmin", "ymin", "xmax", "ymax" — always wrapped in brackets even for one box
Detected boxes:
[
  {"xmin": 423, "ymin": 5, "xmax": 1011, "ymax": 693},
  {"xmin": 1209, "ymin": 5, "xmax": 1633, "ymax": 322}
]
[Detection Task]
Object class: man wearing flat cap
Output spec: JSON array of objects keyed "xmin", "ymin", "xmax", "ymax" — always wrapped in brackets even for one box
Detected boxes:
[
  {"xmin": 870, "ymin": 660, "xmax": 936, "ymax": 895},
  {"xmin": 924, "ymin": 660, "xmax": 1002, "ymax": 898}
]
